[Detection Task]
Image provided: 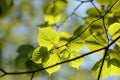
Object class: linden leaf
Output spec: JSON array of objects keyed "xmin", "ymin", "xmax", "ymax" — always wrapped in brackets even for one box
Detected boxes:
[
  {"xmin": 108, "ymin": 23, "xmax": 120, "ymax": 46},
  {"xmin": 43, "ymin": 50, "xmax": 61, "ymax": 74},
  {"xmin": 43, "ymin": 0, "xmax": 67, "ymax": 16},
  {"xmin": 38, "ymin": 27, "xmax": 59, "ymax": 50},
  {"xmin": 60, "ymin": 49, "xmax": 70, "ymax": 59},
  {"xmin": 69, "ymin": 51, "xmax": 83, "ymax": 69},
  {"xmin": 44, "ymin": 14, "xmax": 61, "ymax": 24},
  {"xmin": 85, "ymin": 33, "xmax": 107, "ymax": 53},
  {"xmin": 92, "ymin": 59, "xmax": 109, "ymax": 78},
  {"xmin": 32, "ymin": 47, "xmax": 47, "ymax": 64},
  {"xmin": 68, "ymin": 37, "xmax": 84, "ymax": 51},
  {"xmin": 92, "ymin": 47, "xmax": 120, "ymax": 78},
  {"xmin": 58, "ymin": 32, "xmax": 70, "ymax": 46}
]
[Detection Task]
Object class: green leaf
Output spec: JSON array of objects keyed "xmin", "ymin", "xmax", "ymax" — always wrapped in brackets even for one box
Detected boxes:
[
  {"xmin": 85, "ymin": 33, "xmax": 107, "ymax": 53},
  {"xmin": 0, "ymin": 0, "xmax": 14, "ymax": 18},
  {"xmin": 92, "ymin": 47, "xmax": 120, "ymax": 78},
  {"xmin": 43, "ymin": 0, "xmax": 67, "ymax": 16},
  {"xmin": 86, "ymin": 8, "xmax": 101, "ymax": 17},
  {"xmin": 44, "ymin": 14, "xmax": 61, "ymax": 24},
  {"xmin": 31, "ymin": 47, "xmax": 48, "ymax": 64},
  {"xmin": 111, "ymin": 0, "xmax": 120, "ymax": 13},
  {"xmin": 92, "ymin": 59, "xmax": 109, "ymax": 78},
  {"xmin": 15, "ymin": 44, "xmax": 35, "ymax": 69},
  {"xmin": 68, "ymin": 37, "xmax": 84, "ymax": 51},
  {"xmin": 58, "ymin": 32, "xmax": 70, "ymax": 46},
  {"xmin": 26, "ymin": 60, "xmax": 43, "ymax": 71},
  {"xmin": 59, "ymin": 49, "xmax": 70, "ymax": 59},
  {"xmin": 109, "ymin": 46, "xmax": 120, "ymax": 62},
  {"xmin": 43, "ymin": 50, "xmax": 61, "ymax": 74},
  {"xmin": 108, "ymin": 22, "xmax": 120, "ymax": 46},
  {"xmin": 109, "ymin": 58, "xmax": 120, "ymax": 68},
  {"xmin": 69, "ymin": 51, "xmax": 83, "ymax": 69},
  {"xmin": 73, "ymin": 25, "xmax": 91, "ymax": 39},
  {"xmin": 38, "ymin": 27, "xmax": 60, "ymax": 50},
  {"xmin": 96, "ymin": 0, "xmax": 114, "ymax": 5}
]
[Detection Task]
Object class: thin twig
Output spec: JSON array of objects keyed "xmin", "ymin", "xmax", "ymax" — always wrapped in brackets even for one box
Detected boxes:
[
  {"xmin": 57, "ymin": 3, "xmax": 83, "ymax": 28},
  {"xmin": 30, "ymin": 73, "xmax": 35, "ymax": 80},
  {"xmin": 104, "ymin": 0, "xmax": 118, "ymax": 16},
  {"xmin": 102, "ymin": 17, "xmax": 109, "ymax": 42},
  {"xmin": 67, "ymin": 16, "xmax": 102, "ymax": 44},
  {"xmin": 90, "ymin": 1, "xmax": 101, "ymax": 14}
]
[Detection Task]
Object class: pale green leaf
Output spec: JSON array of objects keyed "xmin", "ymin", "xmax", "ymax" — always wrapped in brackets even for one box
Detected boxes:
[
  {"xmin": 108, "ymin": 23, "xmax": 120, "ymax": 46},
  {"xmin": 68, "ymin": 37, "xmax": 84, "ymax": 51},
  {"xmin": 43, "ymin": 0, "xmax": 67, "ymax": 16},
  {"xmin": 43, "ymin": 50, "xmax": 61, "ymax": 74},
  {"xmin": 69, "ymin": 51, "xmax": 83, "ymax": 69},
  {"xmin": 58, "ymin": 32, "xmax": 70, "ymax": 46},
  {"xmin": 92, "ymin": 48, "xmax": 120, "ymax": 78},
  {"xmin": 38, "ymin": 27, "xmax": 59, "ymax": 50},
  {"xmin": 108, "ymin": 22, "xmax": 120, "ymax": 36},
  {"xmin": 85, "ymin": 33, "xmax": 107, "ymax": 53},
  {"xmin": 60, "ymin": 49, "xmax": 70, "ymax": 59},
  {"xmin": 44, "ymin": 14, "xmax": 61, "ymax": 25},
  {"xmin": 32, "ymin": 47, "xmax": 47, "ymax": 64},
  {"xmin": 92, "ymin": 59, "xmax": 109, "ymax": 78}
]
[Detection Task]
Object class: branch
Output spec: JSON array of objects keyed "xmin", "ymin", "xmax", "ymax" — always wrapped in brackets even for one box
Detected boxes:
[
  {"xmin": 0, "ymin": 68, "xmax": 7, "ymax": 77},
  {"xmin": 67, "ymin": 0, "xmax": 118, "ymax": 44},
  {"xmin": 0, "ymin": 35, "xmax": 119, "ymax": 78},
  {"xmin": 97, "ymin": 47, "xmax": 109, "ymax": 80},
  {"xmin": 97, "ymin": 35, "xmax": 120, "ymax": 80}
]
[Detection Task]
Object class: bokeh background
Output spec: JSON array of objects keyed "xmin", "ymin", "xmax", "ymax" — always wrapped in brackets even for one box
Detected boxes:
[{"xmin": 0, "ymin": 0, "xmax": 120, "ymax": 80}]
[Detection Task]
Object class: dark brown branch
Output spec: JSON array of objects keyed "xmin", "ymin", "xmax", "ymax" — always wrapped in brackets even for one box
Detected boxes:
[
  {"xmin": 97, "ymin": 47, "xmax": 109, "ymax": 80},
  {"xmin": 0, "ymin": 68, "xmax": 7, "ymax": 77},
  {"xmin": 97, "ymin": 35, "xmax": 120, "ymax": 80},
  {"xmin": 0, "ymin": 35, "xmax": 119, "ymax": 78}
]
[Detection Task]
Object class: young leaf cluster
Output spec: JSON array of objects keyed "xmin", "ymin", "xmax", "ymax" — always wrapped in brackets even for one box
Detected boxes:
[{"xmin": 32, "ymin": 27, "xmax": 83, "ymax": 74}]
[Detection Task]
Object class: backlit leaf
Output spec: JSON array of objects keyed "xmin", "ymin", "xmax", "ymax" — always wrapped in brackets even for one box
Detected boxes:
[
  {"xmin": 38, "ymin": 27, "xmax": 59, "ymax": 50},
  {"xmin": 43, "ymin": 0, "xmax": 67, "ymax": 16},
  {"xmin": 32, "ymin": 47, "xmax": 48, "ymax": 64},
  {"xmin": 69, "ymin": 51, "xmax": 83, "ymax": 69},
  {"xmin": 60, "ymin": 49, "xmax": 70, "ymax": 59},
  {"xmin": 92, "ymin": 59, "xmax": 120, "ymax": 78},
  {"xmin": 92, "ymin": 59, "xmax": 109, "ymax": 78},
  {"xmin": 43, "ymin": 50, "xmax": 61, "ymax": 74},
  {"xmin": 85, "ymin": 33, "xmax": 107, "ymax": 53},
  {"xmin": 68, "ymin": 37, "xmax": 84, "ymax": 51},
  {"xmin": 58, "ymin": 32, "xmax": 70, "ymax": 46},
  {"xmin": 45, "ymin": 14, "xmax": 61, "ymax": 24},
  {"xmin": 108, "ymin": 23, "xmax": 120, "ymax": 46}
]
